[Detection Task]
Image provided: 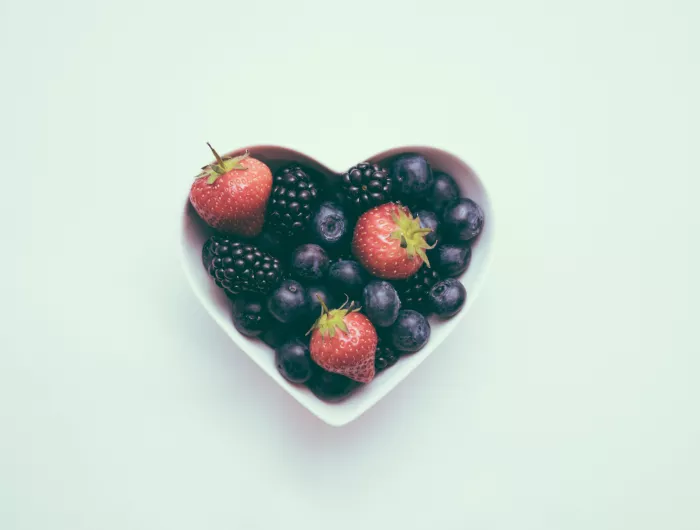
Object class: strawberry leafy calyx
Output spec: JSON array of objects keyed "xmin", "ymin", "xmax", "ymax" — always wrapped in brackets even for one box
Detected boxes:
[
  {"xmin": 308, "ymin": 296, "xmax": 360, "ymax": 340},
  {"xmin": 195, "ymin": 143, "xmax": 250, "ymax": 184},
  {"xmin": 389, "ymin": 205, "xmax": 436, "ymax": 267}
]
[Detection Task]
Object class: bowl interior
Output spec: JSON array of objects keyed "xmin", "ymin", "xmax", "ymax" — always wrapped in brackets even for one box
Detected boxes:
[{"xmin": 180, "ymin": 145, "xmax": 495, "ymax": 426}]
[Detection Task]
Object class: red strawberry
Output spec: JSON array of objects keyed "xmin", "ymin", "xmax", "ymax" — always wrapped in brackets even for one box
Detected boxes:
[
  {"xmin": 309, "ymin": 299, "xmax": 378, "ymax": 383},
  {"xmin": 352, "ymin": 202, "xmax": 434, "ymax": 280},
  {"xmin": 190, "ymin": 143, "xmax": 272, "ymax": 237}
]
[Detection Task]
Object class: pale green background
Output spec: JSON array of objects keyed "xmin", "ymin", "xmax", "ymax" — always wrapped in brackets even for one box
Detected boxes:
[{"xmin": 1, "ymin": 0, "xmax": 698, "ymax": 529}]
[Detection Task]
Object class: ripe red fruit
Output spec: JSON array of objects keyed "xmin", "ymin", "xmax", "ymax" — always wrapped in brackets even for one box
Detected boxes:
[
  {"xmin": 352, "ymin": 203, "xmax": 434, "ymax": 280},
  {"xmin": 309, "ymin": 299, "xmax": 378, "ymax": 383},
  {"xmin": 190, "ymin": 144, "xmax": 273, "ymax": 237}
]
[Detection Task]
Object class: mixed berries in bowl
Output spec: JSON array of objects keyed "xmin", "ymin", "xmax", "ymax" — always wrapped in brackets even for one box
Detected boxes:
[{"xmin": 182, "ymin": 144, "xmax": 492, "ymax": 424}]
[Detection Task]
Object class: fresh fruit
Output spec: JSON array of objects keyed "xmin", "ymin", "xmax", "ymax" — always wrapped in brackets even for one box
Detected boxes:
[
  {"xmin": 260, "ymin": 325, "xmax": 295, "ymax": 349},
  {"xmin": 204, "ymin": 236, "xmax": 283, "ymax": 297},
  {"xmin": 266, "ymin": 165, "xmax": 319, "ymax": 238},
  {"xmin": 428, "ymin": 278, "xmax": 467, "ymax": 318},
  {"xmin": 309, "ymin": 201, "xmax": 351, "ymax": 254},
  {"xmin": 442, "ymin": 198, "xmax": 484, "ymax": 242},
  {"xmin": 389, "ymin": 153, "xmax": 433, "ymax": 202},
  {"xmin": 190, "ymin": 144, "xmax": 273, "ymax": 237},
  {"xmin": 424, "ymin": 171, "xmax": 459, "ymax": 212},
  {"xmin": 327, "ymin": 259, "xmax": 367, "ymax": 299},
  {"xmin": 414, "ymin": 209, "xmax": 440, "ymax": 247},
  {"xmin": 267, "ymin": 279, "xmax": 309, "ymax": 324},
  {"xmin": 389, "ymin": 310, "xmax": 431, "ymax": 353},
  {"xmin": 361, "ymin": 280, "xmax": 401, "ymax": 328},
  {"xmin": 202, "ymin": 237, "xmax": 216, "ymax": 270},
  {"xmin": 307, "ymin": 364, "xmax": 361, "ymax": 402},
  {"xmin": 290, "ymin": 244, "xmax": 329, "ymax": 282},
  {"xmin": 341, "ymin": 162, "xmax": 393, "ymax": 212},
  {"xmin": 254, "ymin": 230, "xmax": 291, "ymax": 257},
  {"xmin": 394, "ymin": 266, "xmax": 441, "ymax": 312},
  {"xmin": 431, "ymin": 243, "xmax": 472, "ymax": 277},
  {"xmin": 309, "ymin": 299, "xmax": 378, "ymax": 383},
  {"xmin": 232, "ymin": 293, "xmax": 270, "ymax": 337},
  {"xmin": 306, "ymin": 285, "xmax": 336, "ymax": 322},
  {"xmin": 352, "ymin": 203, "xmax": 434, "ymax": 280},
  {"xmin": 374, "ymin": 335, "xmax": 400, "ymax": 372},
  {"xmin": 275, "ymin": 339, "xmax": 313, "ymax": 384}
]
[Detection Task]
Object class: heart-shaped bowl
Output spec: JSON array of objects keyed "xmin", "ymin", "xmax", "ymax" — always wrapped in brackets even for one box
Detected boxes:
[{"xmin": 180, "ymin": 145, "xmax": 495, "ymax": 426}]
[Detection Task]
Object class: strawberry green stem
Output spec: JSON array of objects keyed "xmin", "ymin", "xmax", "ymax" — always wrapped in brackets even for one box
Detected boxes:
[{"xmin": 389, "ymin": 206, "xmax": 436, "ymax": 266}]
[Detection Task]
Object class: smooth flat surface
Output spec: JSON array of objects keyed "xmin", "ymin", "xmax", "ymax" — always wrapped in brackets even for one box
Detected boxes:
[{"xmin": 1, "ymin": 1, "xmax": 698, "ymax": 529}]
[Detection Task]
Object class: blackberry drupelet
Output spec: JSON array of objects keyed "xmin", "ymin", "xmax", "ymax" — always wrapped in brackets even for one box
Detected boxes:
[
  {"xmin": 394, "ymin": 266, "xmax": 441, "ymax": 312},
  {"xmin": 374, "ymin": 335, "xmax": 400, "ymax": 372},
  {"xmin": 266, "ymin": 165, "xmax": 319, "ymax": 237},
  {"xmin": 204, "ymin": 236, "xmax": 282, "ymax": 297},
  {"xmin": 341, "ymin": 162, "xmax": 392, "ymax": 212}
]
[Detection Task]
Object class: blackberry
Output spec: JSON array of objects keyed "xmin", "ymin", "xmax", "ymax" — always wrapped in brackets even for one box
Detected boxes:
[
  {"xmin": 375, "ymin": 335, "xmax": 400, "ymax": 372},
  {"xmin": 341, "ymin": 162, "xmax": 392, "ymax": 212},
  {"xmin": 204, "ymin": 236, "xmax": 282, "ymax": 297},
  {"xmin": 266, "ymin": 165, "xmax": 319, "ymax": 238},
  {"xmin": 394, "ymin": 266, "xmax": 441, "ymax": 312}
]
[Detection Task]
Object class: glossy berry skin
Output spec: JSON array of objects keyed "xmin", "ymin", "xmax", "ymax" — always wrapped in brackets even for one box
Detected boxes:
[
  {"xmin": 267, "ymin": 279, "xmax": 309, "ymax": 324},
  {"xmin": 362, "ymin": 281, "xmax": 401, "ymax": 328},
  {"xmin": 306, "ymin": 285, "xmax": 336, "ymax": 323},
  {"xmin": 254, "ymin": 230, "xmax": 291, "ymax": 257},
  {"xmin": 260, "ymin": 325, "xmax": 294, "ymax": 349},
  {"xmin": 275, "ymin": 339, "xmax": 313, "ymax": 384},
  {"xmin": 309, "ymin": 201, "xmax": 351, "ymax": 254},
  {"xmin": 307, "ymin": 365, "xmax": 360, "ymax": 402},
  {"xmin": 425, "ymin": 171, "xmax": 460, "ymax": 213},
  {"xmin": 414, "ymin": 209, "xmax": 440, "ymax": 247},
  {"xmin": 428, "ymin": 278, "xmax": 467, "ymax": 318},
  {"xmin": 389, "ymin": 153, "xmax": 434, "ymax": 201},
  {"xmin": 394, "ymin": 267, "xmax": 441, "ymax": 312},
  {"xmin": 205, "ymin": 237, "xmax": 283, "ymax": 297},
  {"xmin": 310, "ymin": 311, "xmax": 378, "ymax": 383},
  {"xmin": 190, "ymin": 150, "xmax": 273, "ymax": 237},
  {"xmin": 389, "ymin": 310, "xmax": 431, "ymax": 353},
  {"xmin": 327, "ymin": 259, "xmax": 367, "ymax": 299},
  {"xmin": 266, "ymin": 165, "xmax": 319, "ymax": 238},
  {"xmin": 341, "ymin": 162, "xmax": 393, "ymax": 212},
  {"xmin": 232, "ymin": 293, "xmax": 270, "ymax": 337},
  {"xmin": 374, "ymin": 335, "xmax": 400, "ymax": 372},
  {"xmin": 352, "ymin": 203, "xmax": 432, "ymax": 280},
  {"xmin": 442, "ymin": 198, "xmax": 484, "ymax": 242},
  {"xmin": 432, "ymin": 243, "xmax": 472, "ymax": 278},
  {"xmin": 290, "ymin": 244, "xmax": 329, "ymax": 282}
]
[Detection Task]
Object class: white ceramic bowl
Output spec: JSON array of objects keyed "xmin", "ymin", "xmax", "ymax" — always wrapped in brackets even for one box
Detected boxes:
[{"xmin": 180, "ymin": 145, "xmax": 495, "ymax": 426}]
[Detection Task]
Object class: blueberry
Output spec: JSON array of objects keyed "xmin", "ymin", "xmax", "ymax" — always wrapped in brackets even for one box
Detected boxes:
[
  {"xmin": 310, "ymin": 201, "xmax": 352, "ymax": 253},
  {"xmin": 389, "ymin": 153, "xmax": 434, "ymax": 201},
  {"xmin": 307, "ymin": 364, "xmax": 361, "ymax": 402},
  {"xmin": 267, "ymin": 279, "xmax": 309, "ymax": 324},
  {"xmin": 442, "ymin": 198, "xmax": 484, "ymax": 242},
  {"xmin": 306, "ymin": 285, "xmax": 336, "ymax": 323},
  {"xmin": 327, "ymin": 259, "xmax": 367, "ymax": 299},
  {"xmin": 431, "ymin": 243, "xmax": 471, "ymax": 277},
  {"xmin": 232, "ymin": 293, "xmax": 270, "ymax": 337},
  {"xmin": 260, "ymin": 325, "xmax": 294, "ymax": 349},
  {"xmin": 254, "ymin": 230, "xmax": 291, "ymax": 257},
  {"xmin": 414, "ymin": 209, "xmax": 440, "ymax": 247},
  {"xmin": 362, "ymin": 281, "xmax": 401, "ymax": 327},
  {"xmin": 425, "ymin": 172, "xmax": 459, "ymax": 212},
  {"xmin": 275, "ymin": 339, "xmax": 313, "ymax": 384},
  {"xmin": 389, "ymin": 310, "xmax": 431, "ymax": 353},
  {"xmin": 290, "ymin": 244, "xmax": 329, "ymax": 282},
  {"xmin": 428, "ymin": 278, "xmax": 466, "ymax": 318}
]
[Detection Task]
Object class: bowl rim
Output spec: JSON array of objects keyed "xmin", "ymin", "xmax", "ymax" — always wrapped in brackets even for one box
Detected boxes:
[{"xmin": 179, "ymin": 144, "xmax": 496, "ymax": 426}]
